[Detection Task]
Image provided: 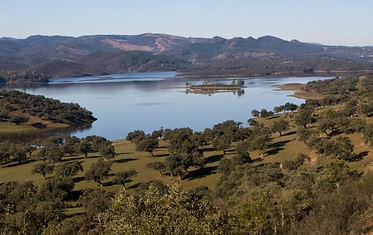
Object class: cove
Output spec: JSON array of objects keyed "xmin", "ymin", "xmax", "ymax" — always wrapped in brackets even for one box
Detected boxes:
[{"xmin": 4, "ymin": 72, "xmax": 329, "ymax": 140}]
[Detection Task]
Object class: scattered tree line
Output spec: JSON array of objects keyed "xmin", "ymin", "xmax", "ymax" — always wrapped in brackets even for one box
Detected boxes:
[{"xmin": 3, "ymin": 74, "xmax": 373, "ymax": 234}]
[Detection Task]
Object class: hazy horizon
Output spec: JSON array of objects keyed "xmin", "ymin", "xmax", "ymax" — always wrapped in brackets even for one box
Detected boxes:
[{"xmin": 1, "ymin": 0, "xmax": 372, "ymax": 47}]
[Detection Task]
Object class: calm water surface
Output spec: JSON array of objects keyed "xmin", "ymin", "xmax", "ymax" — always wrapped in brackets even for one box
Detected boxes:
[{"xmin": 9, "ymin": 72, "xmax": 328, "ymax": 140}]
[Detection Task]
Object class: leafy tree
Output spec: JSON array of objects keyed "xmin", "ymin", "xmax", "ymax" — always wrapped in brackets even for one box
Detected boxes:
[
  {"xmin": 79, "ymin": 139, "xmax": 92, "ymax": 158},
  {"xmin": 260, "ymin": 108, "xmax": 269, "ymax": 118},
  {"xmin": 136, "ymin": 138, "xmax": 159, "ymax": 156},
  {"xmin": 295, "ymin": 109, "xmax": 314, "ymax": 129},
  {"xmin": 212, "ymin": 135, "xmax": 231, "ymax": 155},
  {"xmin": 296, "ymin": 127, "xmax": 317, "ymax": 145},
  {"xmin": 9, "ymin": 115, "xmax": 29, "ymax": 125},
  {"xmin": 151, "ymin": 128, "xmax": 164, "ymax": 139},
  {"xmin": 333, "ymin": 136, "xmax": 354, "ymax": 161},
  {"xmin": 165, "ymin": 152, "xmax": 204, "ymax": 180},
  {"xmin": 284, "ymin": 102, "xmax": 298, "ymax": 113},
  {"xmin": 249, "ymin": 135, "xmax": 271, "ymax": 158},
  {"xmin": 39, "ymin": 176, "xmax": 75, "ymax": 200},
  {"xmin": 99, "ymin": 141, "xmax": 116, "ymax": 160},
  {"xmin": 10, "ymin": 143, "xmax": 28, "ymax": 164},
  {"xmin": 147, "ymin": 161, "xmax": 167, "ymax": 176},
  {"xmin": 362, "ymin": 124, "xmax": 373, "ymax": 146},
  {"xmin": 272, "ymin": 118, "xmax": 290, "ymax": 136},
  {"xmin": 85, "ymin": 158, "xmax": 112, "ymax": 186},
  {"xmin": 55, "ymin": 161, "xmax": 83, "ymax": 178},
  {"xmin": 0, "ymin": 141, "xmax": 11, "ymax": 164},
  {"xmin": 62, "ymin": 136, "xmax": 80, "ymax": 155},
  {"xmin": 251, "ymin": 109, "xmax": 260, "ymax": 118},
  {"xmin": 38, "ymin": 143, "xmax": 63, "ymax": 162},
  {"xmin": 112, "ymin": 169, "xmax": 137, "ymax": 189},
  {"xmin": 78, "ymin": 189, "xmax": 114, "ymax": 220},
  {"xmin": 126, "ymin": 130, "xmax": 146, "ymax": 143},
  {"xmin": 359, "ymin": 100, "xmax": 373, "ymax": 117},
  {"xmin": 32, "ymin": 163, "xmax": 55, "ymax": 179},
  {"xmin": 317, "ymin": 159, "xmax": 351, "ymax": 191},
  {"xmin": 167, "ymin": 128, "xmax": 197, "ymax": 154},
  {"xmin": 235, "ymin": 141, "xmax": 252, "ymax": 163}
]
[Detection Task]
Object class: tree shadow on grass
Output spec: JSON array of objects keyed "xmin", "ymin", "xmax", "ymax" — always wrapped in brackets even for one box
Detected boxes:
[
  {"xmin": 187, "ymin": 166, "xmax": 218, "ymax": 180},
  {"xmin": 346, "ymin": 151, "xmax": 369, "ymax": 162},
  {"xmin": 281, "ymin": 131, "xmax": 296, "ymax": 137},
  {"xmin": 205, "ymin": 154, "xmax": 223, "ymax": 164},
  {"xmin": 266, "ymin": 148, "xmax": 285, "ymax": 156},
  {"xmin": 153, "ymin": 153, "xmax": 170, "ymax": 158},
  {"xmin": 128, "ymin": 182, "xmax": 141, "ymax": 189},
  {"xmin": 112, "ymin": 158, "xmax": 138, "ymax": 164},
  {"xmin": 267, "ymin": 140, "xmax": 291, "ymax": 156},
  {"xmin": 201, "ymin": 147, "xmax": 215, "ymax": 152},
  {"xmin": 73, "ymin": 176, "xmax": 85, "ymax": 183},
  {"xmin": 3, "ymin": 159, "xmax": 36, "ymax": 168},
  {"xmin": 65, "ymin": 190, "xmax": 83, "ymax": 201}
]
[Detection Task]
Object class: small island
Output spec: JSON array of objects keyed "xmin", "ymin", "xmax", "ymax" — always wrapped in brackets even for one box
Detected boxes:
[{"xmin": 186, "ymin": 79, "xmax": 245, "ymax": 95}]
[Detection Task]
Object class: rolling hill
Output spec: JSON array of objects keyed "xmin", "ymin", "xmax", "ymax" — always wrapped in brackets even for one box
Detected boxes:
[{"xmin": 0, "ymin": 33, "xmax": 372, "ymax": 79}]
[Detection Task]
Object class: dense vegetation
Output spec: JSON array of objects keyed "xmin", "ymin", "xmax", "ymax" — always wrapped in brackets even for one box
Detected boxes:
[
  {"xmin": 0, "ymin": 71, "xmax": 49, "ymax": 83},
  {"xmin": 4, "ymin": 74, "xmax": 373, "ymax": 234},
  {"xmin": 0, "ymin": 90, "xmax": 96, "ymax": 128}
]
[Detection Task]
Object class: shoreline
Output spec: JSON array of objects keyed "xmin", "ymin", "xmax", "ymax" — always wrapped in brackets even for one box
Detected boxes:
[{"xmin": 178, "ymin": 70, "xmax": 369, "ymax": 79}]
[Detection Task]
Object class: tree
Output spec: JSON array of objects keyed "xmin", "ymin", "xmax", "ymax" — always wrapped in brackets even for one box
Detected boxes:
[
  {"xmin": 112, "ymin": 169, "xmax": 137, "ymax": 190},
  {"xmin": 296, "ymin": 127, "xmax": 317, "ymax": 145},
  {"xmin": 55, "ymin": 161, "xmax": 83, "ymax": 178},
  {"xmin": 147, "ymin": 161, "xmax": 167, "ymax": 176},
  {"xmin": 62, "ymin": 136, "xmax": 80, "ymax": 155},
  {"xmin": 165, "ymin": 152, "xmax": 204, "ymax": 180},
  {"xmin": 11, "ymin": 143, "xmax": 28, "ymax": 164},
  {"xmin": 126, "ymin": 130, "xmax": 146, "ymax": 143},
  {"xmin": 333, "ymin": 136, "xmax": 354, "ymax": 161},
  {"xmin": 79, "ymin": 139, "xmax": 92, "ymax": 158},
  {"xmin": 212, "ymin": 135, "xmax": 231, "ymax": 155},
  {"xmin": 78, "ymin": 189, "xmax": 114, "ymax": 220},
  {"xmin": 99, "ymin": 142, "xmax": 116, "ymax": 160},
  {"xmin": 32, "ymin": 163, "xmax": 55, "ymax": 179},
  {"xmin": 260, "ymin": 109, "xmax": 269, "ymax": 118},
  {"xmin": 317, "ymin": 159, "xmax": 351, "ymax": 191},
  {"xmin": 85, "ymin": 158, "xmax": 112, "ymax": 186},
  {"xmin": 248, "ymin": 127, "xmax": 272, "ymax": 159},
  {"xmin": 284, "ymin": 102, "xmax": 298, "ymax": 113},
  {"xmin": 235, "ymin": 141, "xmax": 252, "ymax": 163},
  {"xmin": 272, "ymin": 118, "xmax": 290, "ymax": 136},
  {"xmin": 295, "ymin": 109, "xmax": 314, "ymax": 129},
  {"xmin": 39, "ymin": 176, "xmax": 75, "ymax": 200},
  {"xmin": 251, "ymin": 109, "xmax": 260, "ymax": 118},
  {"xmin": 167, "ymin": 128, "xmax": 197, "ymax": 154},
  {"xmin": 38, "ymin": 143, "xmax": 63, "ymax": 162},
  {"xmin": 363, "ymin": 124, "xmax": 373, "ymax": 146},
  {"xmin": 135, "ymin": 138, "xmax": 159, "ymax": 156},
  {"xmin": 9, "ymin": 115, "xmax": 29, "ymax": 125}
]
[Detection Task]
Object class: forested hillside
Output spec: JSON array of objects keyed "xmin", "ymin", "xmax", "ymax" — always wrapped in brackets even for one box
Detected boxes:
[
  {"xmin": 0, "ymin": 90, "xmax": 96, "ymax": 129},
  {"xmin": 1, "ymin": 34, "xmax": 372, "ymax": 80},
  {"xmin": 2, "ymin": 74, "xmax": 373, "ymax": 234}
]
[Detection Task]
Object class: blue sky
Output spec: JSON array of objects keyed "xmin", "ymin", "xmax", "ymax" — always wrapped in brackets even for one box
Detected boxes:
[{"xmin": 0, "ymin": 0, "xmax": 372, "ymax": 46}]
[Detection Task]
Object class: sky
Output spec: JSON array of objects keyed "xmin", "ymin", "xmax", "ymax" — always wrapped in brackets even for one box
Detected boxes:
[{"xmin": 0, "ymin": 0, "xmax": 372, "ymax": 46}]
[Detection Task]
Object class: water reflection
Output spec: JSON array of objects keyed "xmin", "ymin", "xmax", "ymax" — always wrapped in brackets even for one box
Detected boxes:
[{"xmin": 2, "ymin": 72, "xmax": 331, "ymax": 140}]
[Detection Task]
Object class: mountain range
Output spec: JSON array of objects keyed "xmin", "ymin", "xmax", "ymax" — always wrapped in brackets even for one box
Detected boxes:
[{"xmin": 1, "ymin": 33, "xmax": 372, "ymax": 78}]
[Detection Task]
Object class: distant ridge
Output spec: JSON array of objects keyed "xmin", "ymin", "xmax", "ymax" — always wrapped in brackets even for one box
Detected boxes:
[{"xmin": 0, "ymin": 33, "xmax": 372, "ymax": 78}]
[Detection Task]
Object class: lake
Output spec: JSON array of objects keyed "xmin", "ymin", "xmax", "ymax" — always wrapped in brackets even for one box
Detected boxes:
[{"xmin": 5, "ymin": 72, "xmax": 328, "ymax": 140}]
